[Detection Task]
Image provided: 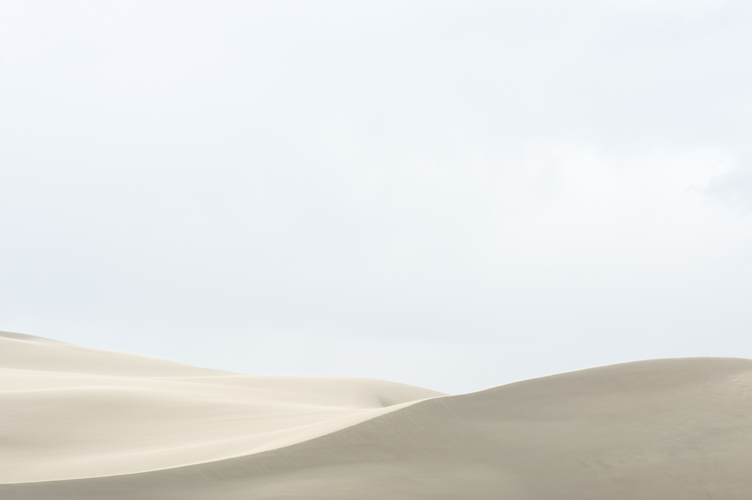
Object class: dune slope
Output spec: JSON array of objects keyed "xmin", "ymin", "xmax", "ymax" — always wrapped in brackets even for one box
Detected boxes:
[
  {"xmin": 0, "ymin": 331, "xmax": 444, "ymax": 484},
  {"xmin": 4, "ymin": 332, "xmax": 752, "ymax": 499}
]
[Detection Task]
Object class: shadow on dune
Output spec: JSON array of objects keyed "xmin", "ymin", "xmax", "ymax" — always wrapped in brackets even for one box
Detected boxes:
[{"xmin": 5, "ymin": 352, "xmax": 752, "ymax": 499}]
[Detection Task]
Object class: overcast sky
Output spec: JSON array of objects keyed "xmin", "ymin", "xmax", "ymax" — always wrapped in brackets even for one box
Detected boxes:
[{"xmin": 2, "ymin": 0, "xmax": 751, "ymax": 393}]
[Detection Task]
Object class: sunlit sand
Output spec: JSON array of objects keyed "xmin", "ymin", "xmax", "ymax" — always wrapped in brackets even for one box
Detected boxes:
[{"xmin": 3, "ymin": 330, "xmax": 752, "ymax": 499}]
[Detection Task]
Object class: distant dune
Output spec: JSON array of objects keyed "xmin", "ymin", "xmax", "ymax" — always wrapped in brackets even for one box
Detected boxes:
[{"xmin": 3, "ymin": 331, "xmax": 752, "ymax": 499}]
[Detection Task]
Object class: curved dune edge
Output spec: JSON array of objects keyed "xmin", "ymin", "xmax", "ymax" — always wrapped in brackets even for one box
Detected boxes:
[
  {"xmin": 2, "ymin": 397, "xmax": 434, "ymax": 485},
  {"xmin": 5, "ymin": 356, "xmax": 752, "ymax": 499},
  {"xmin": 0, "ymin": 331, "xmax": 444, "ymax": 484},
  {"xmin": 5, "ymin": 332, "xmax": 752, "ymax": 499}
]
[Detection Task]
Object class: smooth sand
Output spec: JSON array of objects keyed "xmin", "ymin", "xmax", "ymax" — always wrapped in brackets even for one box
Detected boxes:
[{"xmin": 3, "ymin": 330, "xmax": 752, "ymax": 499}]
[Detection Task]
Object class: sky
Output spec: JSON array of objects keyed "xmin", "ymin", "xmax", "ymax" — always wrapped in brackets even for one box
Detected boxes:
[{"xmin": 1, "ymin": 0, "xmax": 751, "ymax": 393}]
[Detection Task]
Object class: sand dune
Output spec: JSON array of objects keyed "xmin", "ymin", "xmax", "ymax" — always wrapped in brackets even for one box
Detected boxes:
[
  {"xmin": 3, "ymin": 331, "xmax": 752, "ymax": 499},
  {"xmin": 0, "ymin": 331, "xmax": 442, "ymax": 484}
]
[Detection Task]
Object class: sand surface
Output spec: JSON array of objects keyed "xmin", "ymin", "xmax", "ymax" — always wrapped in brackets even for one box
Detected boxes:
[{"xmin": 3, "ymin": 331, "xmax": 752, "ymax": 499}]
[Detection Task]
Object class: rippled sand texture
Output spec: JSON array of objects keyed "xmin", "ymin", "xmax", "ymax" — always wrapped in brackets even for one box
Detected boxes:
[{"xmin": 3, "ymin": 330, "xmax": 752, "ymax": 499}]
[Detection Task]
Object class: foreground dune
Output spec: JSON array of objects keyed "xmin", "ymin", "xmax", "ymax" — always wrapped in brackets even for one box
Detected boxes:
[
  {"xmin": 3, "ymin": 331, "xmax": 752, "ymax": 499},
  {"xmin": 0, "ymin": 331, "xmax": 443, "ymax": 483}
]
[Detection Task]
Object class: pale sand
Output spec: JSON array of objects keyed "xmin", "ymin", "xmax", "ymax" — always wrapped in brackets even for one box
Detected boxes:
[{"xmin": 3, "ymin": 330, "xmax": 752, "ymax": 499}]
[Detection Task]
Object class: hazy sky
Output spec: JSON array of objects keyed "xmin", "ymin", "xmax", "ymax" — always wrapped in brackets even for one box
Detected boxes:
[{"xmin": 2, "ymin": 0, "xmax": 751, "ymax": 393}]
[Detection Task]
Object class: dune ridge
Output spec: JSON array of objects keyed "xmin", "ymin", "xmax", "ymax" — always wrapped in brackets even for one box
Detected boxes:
[
  {"xmin": 0, "ymin": 331, "xmax": 443, "ymax": 484},
  {"xmin": 3, "ymin": 331, "xmax": 752, "ymax": 499}
]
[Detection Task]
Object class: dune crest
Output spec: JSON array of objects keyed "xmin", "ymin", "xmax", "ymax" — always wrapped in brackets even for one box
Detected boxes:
[{"xmin": 4, "ymin": 331, "xmax": 752, "ymax": 499}]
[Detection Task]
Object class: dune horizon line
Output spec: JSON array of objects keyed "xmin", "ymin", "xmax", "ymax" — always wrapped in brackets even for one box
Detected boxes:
[{"xmin": 3, "ymin": 330, "xmax": 752, "ymax": 499}]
